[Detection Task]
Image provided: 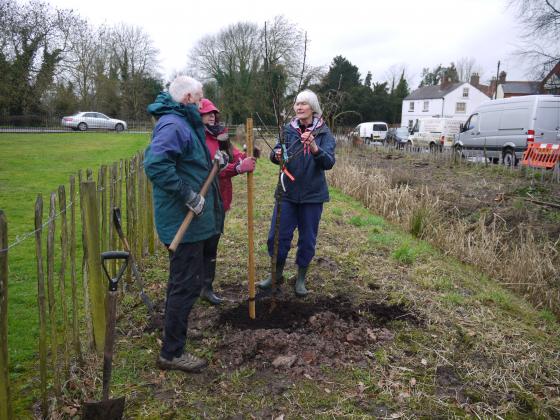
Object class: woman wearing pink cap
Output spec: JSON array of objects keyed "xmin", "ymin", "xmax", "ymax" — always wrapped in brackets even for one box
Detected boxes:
[{"xmin": 198, "ymin": 98, "xmax": 257, "ymax": 304}]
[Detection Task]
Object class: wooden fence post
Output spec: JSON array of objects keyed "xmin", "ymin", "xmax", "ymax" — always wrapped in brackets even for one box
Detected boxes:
[
  {"xmin": 246, "ymin": 118, "xmax": 256, "ymax": 320},
  {"xmin": 100, "ymin": 165, "xmax": 108, "ymax": 254},
  {"xmin": 34, "ymin": 196, "xmax": 48, "ymax": 417},
  {"xmin": 125, "ymin": 160, "xmax": 132, "ymax": 283},
  {"xmin": 47, "ymin": 192, "xmax": 61, "ymax": 399},
  {"xmin": 57, "ymin": 185, "xmax": 70, "ymax": 378},
  {"xmin": 79, "ymin": 171, "xmax": 94, "ymax": 350},
  {"xmin": 130, "ymin": 157, "xmax": 138, "ymax": 262},
  {"xmin": 0, "ymin": 210, "xmax": 13, "ymax": 420},
  {"xmin": 138, "ymin": 154, "xmax": 146, "ymax": 257},
  {"xmin": 80, "ymin": 181, "xmax": 106, "ymax": 353},
  {"xmin": 69, "ymin": 176, "xmax": 82, "ymax": 364},
  {"xmin": 146, "ymin": 176, "xmax": 155, "ymax": 254},
  {"xmin": 110, "ymin": 163, "xmax": 118, "ymax": 275}
]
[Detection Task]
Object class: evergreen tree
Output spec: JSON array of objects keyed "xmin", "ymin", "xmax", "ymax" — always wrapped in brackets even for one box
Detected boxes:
[
  {"xmin": 321, "ymin": 55, "xmax": 361, "ymax": 92},
  {"xmin": 364, "ymin": 71, "xmax": 372, "ymax": 89}
]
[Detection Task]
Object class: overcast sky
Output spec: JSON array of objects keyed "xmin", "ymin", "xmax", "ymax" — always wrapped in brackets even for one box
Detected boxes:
[{"xmin": 49, "ymin": 0, "xmax": 528, "ymax": 88}]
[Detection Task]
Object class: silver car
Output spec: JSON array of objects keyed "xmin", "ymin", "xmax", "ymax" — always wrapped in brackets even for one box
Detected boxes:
[{"xmin": 61, "ymin": 112, "xmax": 127, "ymax": 132}]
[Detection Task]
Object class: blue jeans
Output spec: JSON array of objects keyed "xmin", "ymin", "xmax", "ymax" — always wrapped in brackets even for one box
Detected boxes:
[{"xmin": 267, "ymin": 201, "xmax": 323, "ymax": 268}]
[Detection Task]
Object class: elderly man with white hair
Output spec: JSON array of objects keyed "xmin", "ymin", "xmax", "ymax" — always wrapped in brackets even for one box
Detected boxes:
[
  {"xmin": 144, "ymin": 75, "xmax": 227, "ymax": 372},
  {"xmin": 258, "ymin": 89, "xmax": 336, "ymax": 297}
]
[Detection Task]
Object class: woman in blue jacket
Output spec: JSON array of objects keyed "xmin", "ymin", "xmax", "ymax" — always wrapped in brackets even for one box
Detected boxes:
[{"xmin": 258, "ymin": 89, "xmax": 336, "ymax": 296}]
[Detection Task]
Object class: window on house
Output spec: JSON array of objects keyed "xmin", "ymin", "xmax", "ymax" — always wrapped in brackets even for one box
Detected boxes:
[
  {"xmin": 455, "ymin": 102, "xmax": 466, "ymax": 113},
  {"xmin": 463, "ymin": 87, "xmax": 469, "ymax": 98},
  {"xmin": 423, "ymin": 101, "xmax": 429, "ymax": 112},
  {"xmin": 408, "ymin": 102, "xmax": 414, "ymax": 112}
]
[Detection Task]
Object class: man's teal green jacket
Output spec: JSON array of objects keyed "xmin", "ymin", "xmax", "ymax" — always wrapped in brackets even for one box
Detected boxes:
[{"xmin": 144, "ymin": 92, "xmax": 223, "ymax": 244}]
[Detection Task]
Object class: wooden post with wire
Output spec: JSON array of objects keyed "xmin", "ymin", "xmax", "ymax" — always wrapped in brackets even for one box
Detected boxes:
[
  {"xmin": 34, "ymin": 196, "xmax": 48, "ymax": 417},
  {"xmin": 0, "ymin": 210, "xmax": 13, "ymax": 420},
  {"xmin": 246, "ymin": 118, "xmax": 256, "ymax": 319}
]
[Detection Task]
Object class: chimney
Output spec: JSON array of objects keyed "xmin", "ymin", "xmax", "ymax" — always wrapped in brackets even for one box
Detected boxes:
[
  {"xmin": 440, "ymin": 72, "xmax": 450, "ymax": 89},
  {"xmin": 499, "ymin": 71, "xmax": 507, "ymax": 83},
  {"xmin": 470, "ymin": 73, "xmax": 480, "ymax": 86}
]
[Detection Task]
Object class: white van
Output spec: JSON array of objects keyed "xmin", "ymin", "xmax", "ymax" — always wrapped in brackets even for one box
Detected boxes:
[
  {"xmin": 453, "ymin": 95, "xmax": 560, "ymax": 165},
  {"xmin": 408, "ymin": 117, "xmax": 463, "ymax": 150},
  {"xmin": 351, "ymin": 122, "xmax": 388, "ymax": 144}
]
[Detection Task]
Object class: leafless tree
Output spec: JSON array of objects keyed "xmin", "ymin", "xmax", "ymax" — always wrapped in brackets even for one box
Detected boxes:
[
  {"xmin": 0, "ymin": 0, "xmax": 78, "ymax": 113},
  {"xmin": 189, "ymin": 16, "xmax": 319, "ymax": 123},
  {"xmin": 108, "ymin": 23, "xmax": 160, "ymax": 119},
  {"xmin": 60, "ymin": 19, "xmax": 107, "ymax": 107},
  {"xmin": 109, "ymin": 23, "xmax": 159, "ymax": 79},
  {"xmin": 383, "ymin": 64, "xmax": 412, "ymax": 93},
  {"xmin": 509, "ymin": 0, "xmax": 560, "ymax": 77},
  {"xmin": 455, "ymin": 56, "xmax": 483, "ymax": 82}
]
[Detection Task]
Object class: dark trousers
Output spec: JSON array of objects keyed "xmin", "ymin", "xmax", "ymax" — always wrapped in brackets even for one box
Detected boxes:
[
  {"xmin": 267, "ymin": 201, "xmax": 323, "ymax": 268},
  {"xmin": 161, "ymin": 238, "xmax": 214, "ymax": 360}
]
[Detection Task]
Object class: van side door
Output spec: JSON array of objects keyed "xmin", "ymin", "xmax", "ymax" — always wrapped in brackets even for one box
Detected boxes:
[
  {"xmin": 460, "ymin": 113, "xmax": 480, "ymax": 149},
  {"xmin": 480, "ymin": 110, "xmax": 503, "ymax": 158},
  {"xmin": 490, "ymin": 106, "xmax": 530, "ymax": 157},
  {"xmin": 535, "ymin": 100, "xmax": 560, "ymax": 144}
]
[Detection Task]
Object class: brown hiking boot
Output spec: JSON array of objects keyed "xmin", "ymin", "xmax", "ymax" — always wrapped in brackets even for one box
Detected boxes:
[{"xmin": 156, "ymin": 353, "xmax": 207, "ymax": 373}]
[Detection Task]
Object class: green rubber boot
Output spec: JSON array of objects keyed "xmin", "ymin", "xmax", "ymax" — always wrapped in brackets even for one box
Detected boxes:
[
  {"xmin": 294, "ymin": 265, "xmax": 309, "ymax": 297},
  {"xmin": 257, "ymin": 260, "xmax": 285, "ymax": 289}
]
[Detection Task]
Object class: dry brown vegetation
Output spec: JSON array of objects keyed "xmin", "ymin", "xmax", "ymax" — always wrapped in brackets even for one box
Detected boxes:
[{"xmin": 328, "ymin": 145, "xmax": 560, "ymax": 316}]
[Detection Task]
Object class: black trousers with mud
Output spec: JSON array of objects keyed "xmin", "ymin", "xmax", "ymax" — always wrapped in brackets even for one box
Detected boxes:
[{"xmin": 161, "ymin": 239, "xmax": 209, "ymax": 360}]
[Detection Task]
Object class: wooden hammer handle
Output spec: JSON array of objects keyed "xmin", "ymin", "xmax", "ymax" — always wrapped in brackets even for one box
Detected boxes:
[{"xmin": 169, "ymin": 161, "xmax": 219, "ymax": 252}]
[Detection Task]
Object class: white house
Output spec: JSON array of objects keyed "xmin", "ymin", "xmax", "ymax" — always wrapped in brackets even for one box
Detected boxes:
[{"xmin": 401, "ymin": 78, "xmax": 490, "ymax": 129}]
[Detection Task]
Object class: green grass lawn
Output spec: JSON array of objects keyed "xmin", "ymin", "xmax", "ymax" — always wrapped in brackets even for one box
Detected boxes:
[{"xmin": 0, "ymin": 132, "xmax": 151, "ymax": 369}]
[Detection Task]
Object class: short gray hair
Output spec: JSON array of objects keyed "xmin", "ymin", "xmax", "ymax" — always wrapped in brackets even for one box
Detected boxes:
[
  {"xmin": 169, "ymin": 75, "xmax": 203, "ymax": 103},
  {"xmin": 295, "ymin": 89, "xmax": 322, "ymax": 118}
]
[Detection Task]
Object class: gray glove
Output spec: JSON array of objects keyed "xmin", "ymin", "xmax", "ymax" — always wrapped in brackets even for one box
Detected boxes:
[
  {"xmin": 214, "ymin": 150, "xmax": 229, "ymax": 172},
  {"xmin": 185, "ymin": 191, "xmax": 205, "ymax": 216}
]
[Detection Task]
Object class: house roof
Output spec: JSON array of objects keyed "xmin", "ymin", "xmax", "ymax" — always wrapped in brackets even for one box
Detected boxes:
[
  {"xmin": 500, "ymin": 81, "xmax": 541, "ymax": 95},
  {"xmin": 404, "ymin": 83, "xmax": 463, "ymax": 100}
]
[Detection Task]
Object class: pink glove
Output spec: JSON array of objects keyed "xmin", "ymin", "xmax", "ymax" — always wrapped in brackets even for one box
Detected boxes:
[{"xmin": 236, "ymin": 157, "xmax": 256, "ymax": 174}]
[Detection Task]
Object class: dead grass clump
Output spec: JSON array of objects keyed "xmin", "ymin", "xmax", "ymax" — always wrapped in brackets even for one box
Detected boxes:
[{"xmin": 328, "ymin": 154, "xmax": 560, "ymax": 316}]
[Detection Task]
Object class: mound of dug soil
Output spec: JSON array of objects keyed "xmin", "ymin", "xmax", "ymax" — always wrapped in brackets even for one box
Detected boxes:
[{"xmin": 213, "ymin": 295, "xmax": 419, "ymax": 377}]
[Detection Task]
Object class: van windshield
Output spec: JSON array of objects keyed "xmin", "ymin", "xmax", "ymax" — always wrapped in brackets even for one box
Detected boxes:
[{"xmin": 373, "ymin": 124, "xmax": 387, "ymax": 131}]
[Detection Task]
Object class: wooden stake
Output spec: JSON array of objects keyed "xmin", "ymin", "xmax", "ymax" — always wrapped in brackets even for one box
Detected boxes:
[
  {"xmin": 246, "ymin": 118, "xmax": 256, "ymax": 319},
  {"xmin": 34, "ymin": 196, "xmax": 48, "ymax": 417},
  {"xmin": 0, "ymin": 210, "xmax": 13, "ymax": 420},
  {"xmin": 57, "ymin": 185, "xmax": 70, "ymax": 378},
  {"xmin": 80, "ymin": 181, "xmax": 106, "ymax": 353},
  {"xmin": 69, "ymin": 176, "xmax": 83, "ymax": 364},
  {"xmin": 47, "ymin": 192, "xmax": 61, "ymax": 399}
]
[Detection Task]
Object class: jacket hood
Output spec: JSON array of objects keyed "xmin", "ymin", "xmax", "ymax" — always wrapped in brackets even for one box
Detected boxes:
[
  {"xmin": 147, "ymin": 91, "xmax": 196, "ymax": 118},
  {"xmin": 147, "ymin": 91, "xmax": 206, "ymax": 142}
]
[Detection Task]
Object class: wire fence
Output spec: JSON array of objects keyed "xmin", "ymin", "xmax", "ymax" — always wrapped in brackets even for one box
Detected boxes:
[
  {"xmin": 0, "ymin": 151, "xmax": 155, "ymax": 419},
  {"xmin": 0, "ymin": 115, "xmax": 155, "ymax": 133}
]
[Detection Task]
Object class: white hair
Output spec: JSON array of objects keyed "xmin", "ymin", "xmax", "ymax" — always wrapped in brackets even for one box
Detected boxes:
[
  {"xmin": 168, "ymin": 75, "xmax": 203, "ymax": 103},
  {"xmin": 295, "ymin": 89, "xmax": 322, "ymax": 118}
]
